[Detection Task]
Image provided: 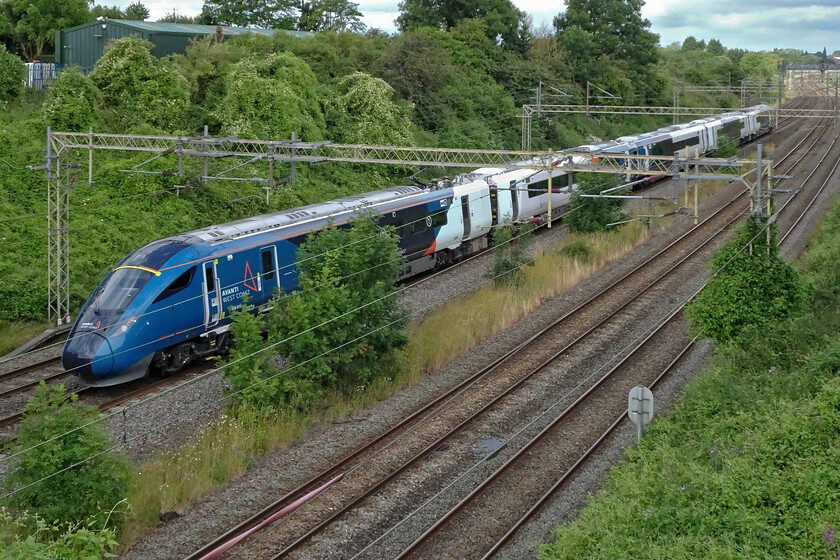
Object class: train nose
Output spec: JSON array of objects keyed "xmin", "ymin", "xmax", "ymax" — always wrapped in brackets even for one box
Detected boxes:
[{"xmin": 62, "ymin": 331, "xmax": 115, "ymax": 385}]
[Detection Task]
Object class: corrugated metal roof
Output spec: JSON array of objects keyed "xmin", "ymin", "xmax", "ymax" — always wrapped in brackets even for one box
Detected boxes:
[{"xmin": 109, "ymin": 19, "xmax": 312, "ymax": 38}]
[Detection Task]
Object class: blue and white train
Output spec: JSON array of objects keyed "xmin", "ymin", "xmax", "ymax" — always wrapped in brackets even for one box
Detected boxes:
[{"xmin": 63, "ymin": 105, "xmax": 771, "ymax": 386}]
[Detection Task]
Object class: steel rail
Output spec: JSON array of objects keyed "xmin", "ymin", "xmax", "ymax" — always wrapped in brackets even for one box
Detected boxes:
[
  {"xmin": 187, "ymin": 188, "xmax": 749, "ymax": 560},
  {"xmin": 394, "ymin": 298, "xmax": 692, "ymax": 559},
  {"xmin": 187, "ymin": 97, "xmax": 820, "ymax": 560},
  {"xmin": 475, "ymin": 97, "xmax": 840, "ymax": 558},
  {"xmin": 269, "ymin": 192, "xmax": 747, "ymax": 559},
  {"xmin": 481, "ymin": 337, "xmax": 698, "ymax": 558}
]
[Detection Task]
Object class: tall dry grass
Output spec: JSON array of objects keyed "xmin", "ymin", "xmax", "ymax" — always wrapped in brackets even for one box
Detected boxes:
[{"xmin": 406, "ymin": 222, "xmax": 650, "ymax": 373}]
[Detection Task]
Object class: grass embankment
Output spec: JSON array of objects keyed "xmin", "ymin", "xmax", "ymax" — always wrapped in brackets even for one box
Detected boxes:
[
  {"xmin": 540, "ymin": 197, "xmax": 840, "ymax": 558},
  {"xmin": 121, "ymin": 221, "xmax": 652, "ymax": 543}
]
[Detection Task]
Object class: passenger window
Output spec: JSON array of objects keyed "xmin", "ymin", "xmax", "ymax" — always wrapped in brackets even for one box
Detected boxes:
[
  {"xmin": 205, "ymin": 265, "xmax": 215, "ymax": 292},
  {"xmin": 261, "ymin": 250, "xmax": 275, "ymax": 281},
  {"xmin": 528, "ymin": 179, "xmax": 548, "ymax": 199},
  {"xmin": 154, "ymin": 267, "xmax": 195, "ymax": 304}
]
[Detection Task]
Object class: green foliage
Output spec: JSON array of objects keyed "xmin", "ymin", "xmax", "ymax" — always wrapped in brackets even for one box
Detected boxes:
[
  {"xmin": 711, "ymin": 132, "xmax": 737, "ymax": 158},
  {"xmin": 739, "ymin": 50, "xmax": 781, "ymax": 80},
  {"xmin": 681, "ymin": 35, "xmax": 702, "ymax": 51},
  {"xmin": 4, "ymin": 383, "xmax": 131, "ymax": 528},
  {"xmin": 373, "ymin": 28, "xmax": 517, "ymax": 148},
  {"xmin": 488, "ymin": 219, "xmax": 534, "ymax": 285},
  {"xmin": 199, "ymin": 0, "xmax": 295, "ymax": 28},
  {"xmin": 706, "ymin": 38, "xmax": 725, "ymax": 56},
  {"xmin": 396, "ymin": 0, "xmax": 531, "ymax": 51},
  {"xmin": 326, "ymin": 71, "xmax": 413, "ymax": 145},
  {"xmin": 90, "ymin": 36, "xmax": 190, "ymax": 131},
  {"xmin": 90, "ymin": 5, "xmax": 127, "ymax": 19},
  {"xmin": 158, "ymin": 10, "xmax": 199, "ymax": 23},
  {"xmin": 565, "ymin": 173, "xmax": 628, "ymax": 233},
  {"xmin": 3, "ymin": 0, "xmax": 89, "ymax": 60},
  {"xmin": 214, "ymin": 51, "xmax": 326, "ymax": 140},
  {"xmin": 540, "ymin": 198, "xmax": 840, "ymax": 559},
  {"xmin": 555, "ymin": 0, "xmax": 663, "ymax": 103},
  {"xmin": 222, "ymin": 296, "xmax": 313, "ymax": 413},
  {"xmin": 687, "ymin": 220, "xmax": 803, "ymax": 345},
  {"xmin": 0, "ymin": 507, "xmax": 120, "ymax": 559},
  {"xmin": 124, "ymin": 2, "xmax": 150, "ymax": 20},
  {"xmin": 295, "ymin": 0, "xmax": 366, "ymax": 32},
  {"xmin": 42, "ymin": 68, "xmax": 101, "ymax": 131},
  {"xmin": 0, "ymin": 43, "xmax": 23, "ymax": 104},
  {"xmin": 268, "ymin": 212, "xmax": 408, "ymax": 388}
]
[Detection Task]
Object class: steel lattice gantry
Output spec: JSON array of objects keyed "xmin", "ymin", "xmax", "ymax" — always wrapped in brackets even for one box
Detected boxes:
[{"xmin": 42, "ymin": 130, "xmax": 770, "ymax": 325}]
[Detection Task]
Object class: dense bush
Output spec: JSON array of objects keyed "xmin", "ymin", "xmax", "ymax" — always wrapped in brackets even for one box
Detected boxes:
[
  {"xmin": 4, "ymin": 383, "xmax": 131, "ymax": 528},
  {"xmin": 222, "ymin": 213, "xmax": 407, "ymax": 411},
  {"xmin": 0, "ymin": 44, "xmax": 24, "ymax": 104},
  {"xmin": 42, "ymin": 68, "xmax": 101, "ymax": 131},
  {"xmin": 326, "ymin": 71, "xmax": 414, "ymax": 145},
  {"xmin": 687, "ymin": 219, "xmax": 803, "ymax": 345},
  {"xmin": 215, "ymin": 51, "xmax": 326, "ymax": 140},
  {"xmin": 0, "ymin": 507, "xmax": 120, "ymax": 559},
  {"xmin": 268, "ymin": 212, "xmax": 407, "ymax": 387},
  {"xmin": 488, "ymin": 219, "xmax": 534, "ymax": 285},
  {"xmin": 90, "ymin": 36, "xmax": 190, "ymax": 130}
]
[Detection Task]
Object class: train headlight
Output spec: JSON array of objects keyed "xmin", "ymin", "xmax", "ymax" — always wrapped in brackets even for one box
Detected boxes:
[{"xmin": 112, "ymin": 316, "xmax": 138, "ymax": 335}]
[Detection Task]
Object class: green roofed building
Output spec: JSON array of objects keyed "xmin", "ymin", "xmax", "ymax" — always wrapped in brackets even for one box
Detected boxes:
[{"xmin": 55, "ymin": 19, "xmax": 311, "ymax": 70}]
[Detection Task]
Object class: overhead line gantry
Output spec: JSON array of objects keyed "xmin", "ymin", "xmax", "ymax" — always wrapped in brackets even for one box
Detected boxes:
[{"xmin": 36, "ymin": 130, "xmax": 771, "ymax": 325}]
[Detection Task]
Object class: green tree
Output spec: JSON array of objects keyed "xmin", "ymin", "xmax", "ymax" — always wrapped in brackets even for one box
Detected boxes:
[
  {"xmin": 396, "ymin": 0, "xmax": 531, "ymax": 51},
  {"xmin": 294, "ymin": 0, "xmax": 365, "ymax": 32},
  {"xmin": 326, "ymin": 71, "xmax": 413, "ymax": 144},
  {"xmin": 686, "ymin": 220, "xmax": 803, "ymax": 345},
  {"xmin": 42, "ymin": 68, "xmax": 101, "ymax": 131},
  {"xmin": 268, "ymin": 212, "xmax": 408, "ymax": 387},
  {"xmin": 682, "ymin": 35, "xmax": 701, "ymax": 51},
  {"xmin": 554, "ymin": 0, "xmax": 662, "ymax": 102},
  {"xmin": 739, "ymin": 51, "xmax": 780, "ymax": 80},
  {"xmin": 706, "ymin": 38, "xmax": 725, "ymax": 56},
  {"xmin": 90, "ymin": 36, "xmax": 190, "ymax": 130},
  {"xmin": 565, "ymin": 173, "xmax": 627, "ymax": 233},
  {"xmin": 124, "ymin": 2, "xmax": 150, "ymax": 20},
  {"xmin": 90, "ymin": 4, "xmax": 126, "ymax": 19},
  {"xmin": 4, "ymin": 383, "xmax": 131, "ymax": 528},
  {"xmin": 214, "ymin": 51, "xmax": 326, "ymax": 139},
  {"xmin": 198, "ymin": 0, "xmax": 295, "ymax": 28},
  {"xmin": 0, "ymin": 43, "xmax": 24, "ymax": 104},
  {"xmin": 4, "ymin": 0, "xmax": 89, "ymax": 60}
]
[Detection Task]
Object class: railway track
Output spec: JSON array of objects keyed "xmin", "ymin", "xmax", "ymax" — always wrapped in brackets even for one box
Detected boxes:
[
  {"xmin": 393, "ymin": 95, "xmax": 840, "ymax": 560},
  {"xmin": 179, "ymin": 97, "xmax": 831, "ymax": 560},
  {"xmin": 171, "ymin": 96, "xmax": 836, "ymax": 559}
]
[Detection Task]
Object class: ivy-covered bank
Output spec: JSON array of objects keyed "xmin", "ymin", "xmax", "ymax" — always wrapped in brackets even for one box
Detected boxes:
[{"xmin": 540, "ymin": 215, "xmax": 840, "ymax": 557}]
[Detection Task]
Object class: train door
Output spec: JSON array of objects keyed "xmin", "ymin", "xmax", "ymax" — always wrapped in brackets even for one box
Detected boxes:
[
  {"xmin": 461, "ymin": 195, "xmax": 471, "ymax": 240},
  {"xmin": 202, "ymin": 261, "xmax": 221, "ymax": 328},
  {"xmin": 260, "ymin": 246, "xmax": 279, "ymax": 299}
]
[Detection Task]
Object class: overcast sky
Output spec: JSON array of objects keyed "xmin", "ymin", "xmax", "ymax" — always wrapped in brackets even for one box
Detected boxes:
[{"xmin": 130, "ymin": 0, "xmax": 837, "ymax": 53}]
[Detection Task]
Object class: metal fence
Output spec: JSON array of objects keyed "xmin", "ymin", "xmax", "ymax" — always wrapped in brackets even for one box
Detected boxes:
[{"xmin": 26, "ymin": 62, "xmax": 60, "ymax": 91}]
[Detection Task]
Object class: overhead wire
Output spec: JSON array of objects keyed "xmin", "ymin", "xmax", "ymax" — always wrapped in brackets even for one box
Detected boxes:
[{"xmin": 1, "ymin": 176, "xmax": 765, "ymax": 501}]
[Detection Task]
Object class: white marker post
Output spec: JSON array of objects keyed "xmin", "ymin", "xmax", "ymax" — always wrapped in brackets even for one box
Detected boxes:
[{"xmin": 628, "ymin": 385, "xmax": 654, "ymax": 443}]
